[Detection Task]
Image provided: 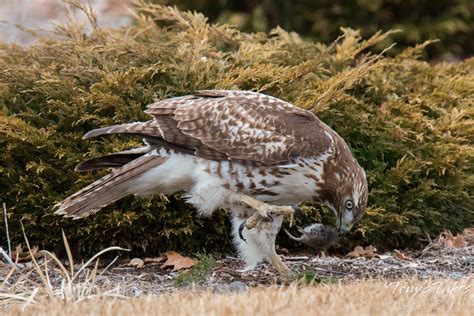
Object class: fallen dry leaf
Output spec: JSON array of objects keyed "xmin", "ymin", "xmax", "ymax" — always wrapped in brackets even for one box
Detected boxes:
[
  {"xmin": 462, "ymin": 227, "xmax": 474, "ymax": 246},
  {"xmin": 445, "ymin": 235, "xmax": 465, "ymax": 248},
  {"xmin": 346, "ymin": 246, "xmax": 364, "ymax": 258},
  {"xmin": 128, "ymin": 258, "xmax": 144, "ymax": 268},
  {"xmin": 378, "ymin": 254, "xmax": 391, "ymax": 260},
  {"xmin": 440, "ymin": 231, "xmax": 466, "ymax": 248},
  {"xmin": 161, "ymin": 251, "xmax": 196, "ymax": 271},
  {"xmin": 346, "ymin": 245, "xmax": 377, "ymax": 259},
  {"xmin": 144, "ymin": 257, "xmax": 165, "ymax": 264},
  {"xmin": 463, "ymin": 227, "xmax": 474, "ymax": 236},
  {"xmin": 394, "ymin": 249, "xmax": 412, "ymax": 261},
  {"xmin": 11, "ymin": 244, "xmax": 42, "ymax": 262}
]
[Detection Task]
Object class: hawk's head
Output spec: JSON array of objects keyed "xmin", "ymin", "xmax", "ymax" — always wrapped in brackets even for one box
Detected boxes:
[{"xmin": 321, "ymin": 152, "xmax": 368, "ymax": 234}]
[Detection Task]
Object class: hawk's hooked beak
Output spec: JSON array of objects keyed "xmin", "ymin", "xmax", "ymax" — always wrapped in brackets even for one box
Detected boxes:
[
  {"xmin": 336, "ymin": 211, "xmax": 354, "ymax": 234},
  {"xmin": 337, "ymin": 222, "xmax": 353, "ymax": 234}
]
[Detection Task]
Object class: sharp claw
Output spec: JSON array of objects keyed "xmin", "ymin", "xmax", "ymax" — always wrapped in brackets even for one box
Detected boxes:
[
  {"xmin": 238, "ymin": 221, "xmax": 247, "ymax": 242},
  {"xmin": 267, "ymin": 213, "xmax": 273, "ymax": 222}
]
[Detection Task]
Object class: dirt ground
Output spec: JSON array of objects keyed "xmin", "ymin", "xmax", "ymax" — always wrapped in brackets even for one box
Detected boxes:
[
  {"xmin": 2, "ymin": 244, "xmax": 472, "ymax": 292},
  {"xmin": 79, "ymin": 246, "xmax": 471, "ymax": 295},
  {"xmin": 1, "ymin": 230, "xmax": 472, "ymax": 314}
]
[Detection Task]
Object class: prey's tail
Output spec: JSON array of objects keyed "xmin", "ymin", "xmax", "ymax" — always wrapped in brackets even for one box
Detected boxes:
[{"xmin": 55, "ymin": 154, "xmax": 167, "ymax": 219}]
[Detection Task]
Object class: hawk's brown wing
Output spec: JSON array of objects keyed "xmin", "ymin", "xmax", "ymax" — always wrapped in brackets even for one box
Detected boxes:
[{"xmin": 86, "ymin": 90, "xmax": 334, "ymax": 165}]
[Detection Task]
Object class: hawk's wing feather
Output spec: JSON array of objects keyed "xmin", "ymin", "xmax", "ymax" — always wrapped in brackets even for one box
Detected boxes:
[
  {"xmin": 146, "ymin": 90, "xmax": 333, "ymax": 164},
  {"xmin": 83, "ymin": 90, "xmax": 334, "ymax": 165}
]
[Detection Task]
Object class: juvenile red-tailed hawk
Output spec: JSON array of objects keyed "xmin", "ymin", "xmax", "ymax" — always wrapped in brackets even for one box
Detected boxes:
[{"xmin": 55, "ymin": 90, "xmax": 368, "ymax": 277}]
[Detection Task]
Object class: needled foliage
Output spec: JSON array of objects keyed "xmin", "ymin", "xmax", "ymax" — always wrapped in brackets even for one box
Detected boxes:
[
  {"xmin": 163, "ymin": 0, "xmax": 474, "ymax": 59},
  {"xmin": 0, "ymin": 3, "xmax": 472, "ymax": 257}
]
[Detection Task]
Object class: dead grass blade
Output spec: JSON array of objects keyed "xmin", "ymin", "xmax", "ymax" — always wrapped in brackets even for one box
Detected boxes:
[
  {"xmin": 20, "ymin": 222, "xmax": 54, "ymax": 297},
  {"xmin": 71, "ymin": 247, "xmax": 128, "ymax": 283},
  {"xmin": 1, "ymin": 226, "xmax": 129, "ymax": 308},
  {"xmin": 62, "ymin": 229, "xmax": 75, "ymax": 277}
]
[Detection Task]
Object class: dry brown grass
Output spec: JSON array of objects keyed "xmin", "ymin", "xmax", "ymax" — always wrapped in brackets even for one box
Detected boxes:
[
  {"xmin": 1, "ymin": 231, "xmax": 472, "ymax": 315},
  {"xmin": 2, "ymin": 278, "xmax": 472, "ymax": 316}
]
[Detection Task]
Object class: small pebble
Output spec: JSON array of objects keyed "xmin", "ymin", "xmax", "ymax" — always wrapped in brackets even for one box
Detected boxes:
[{"xmin": 227, "ymin": 281, "xmax": 248, "ymax": 292}]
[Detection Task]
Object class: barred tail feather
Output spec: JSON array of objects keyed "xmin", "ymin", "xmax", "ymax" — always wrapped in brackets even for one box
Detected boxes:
[
  {"xmin": 74, "ymin": 153, "xmax": 144, "ymax": 172},
  {"xmin": 54, "ymin": 154, "xmax": 168, "ymax": 219},
  {"xmin": 82, "ymin": 121, "xmax": 161, "ymax": 139}
]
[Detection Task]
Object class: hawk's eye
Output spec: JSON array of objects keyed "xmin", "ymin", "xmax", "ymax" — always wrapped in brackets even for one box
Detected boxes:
[{"xmin": 345, "ymin": 199, "xmax": 354, "ymax": 210}]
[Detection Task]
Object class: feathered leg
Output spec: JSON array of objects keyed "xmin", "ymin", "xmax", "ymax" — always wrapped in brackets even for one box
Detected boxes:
[
  {"xmin": 231, "ymin": 212, "xmax": 264, "ymax": 272},
  {"xmin": 249, "ymin": 215, "xmax": 293, "ymax": 279},
  {"xmin": 231, "ymin": 196, "xmax": 295, "ymax": 279}
]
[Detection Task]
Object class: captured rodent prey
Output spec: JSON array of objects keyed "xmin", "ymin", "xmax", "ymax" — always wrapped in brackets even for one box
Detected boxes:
[{"xmin": 284, "ymin": 223, "xmax": 339, "ymax": 250}]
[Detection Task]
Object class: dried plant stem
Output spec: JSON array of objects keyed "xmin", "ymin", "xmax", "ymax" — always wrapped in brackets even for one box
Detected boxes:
[
  {"xmin": 0, "ymin": 247, "xmax": 15, "ymax": 266},
  {"xmin": 3, "ymin": 202, "xmax": 11, "ymax": 257}
]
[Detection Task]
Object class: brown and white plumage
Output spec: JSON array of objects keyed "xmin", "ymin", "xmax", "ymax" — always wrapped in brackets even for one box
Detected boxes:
[{"xmin": 55, "ymin": 90, "xmax": 368, "ymax": 272}]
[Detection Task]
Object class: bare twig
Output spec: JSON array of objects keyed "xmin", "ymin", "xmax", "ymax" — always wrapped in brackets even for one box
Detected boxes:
[
  {"xmin": 3, "ymin": 202, "xmax": 11, "ymax": 257},
  {"xmin": 282, "ymin": 256, "xmax": 309, "ymax": 261},
  {"xmin": 0, "ymin": 246, "xmax": 15, "ymax": 266}
]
